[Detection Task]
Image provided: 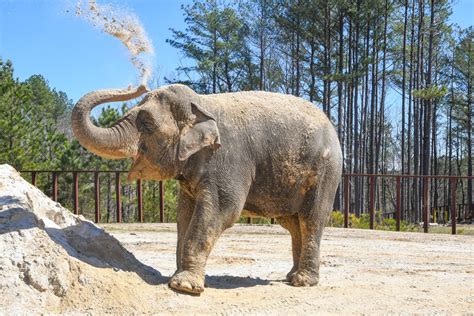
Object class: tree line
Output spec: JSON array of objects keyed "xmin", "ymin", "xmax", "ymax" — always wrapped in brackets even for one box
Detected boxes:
[
  {"xmin": 1, "ymin": 0, "xmax": 472, "ymax": 225},
  {"xmin": 0, "ymin": 59, "xmax": 177, "ymax": 223},
  {"xmin": 166, "ymin": 0, "xmax": 473, "ymax": 223}
]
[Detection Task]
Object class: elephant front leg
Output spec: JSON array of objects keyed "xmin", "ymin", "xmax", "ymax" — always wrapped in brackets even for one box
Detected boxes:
[
  {"xmin": 175, "ymin": 191, "xmax": 195, "ymax": 272},
  {"xmin": 169, "ymin": 189, "xmax": 241, "ymax": 295}
]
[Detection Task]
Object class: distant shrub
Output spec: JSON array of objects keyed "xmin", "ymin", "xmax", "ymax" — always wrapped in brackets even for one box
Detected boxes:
[
  {"xmin": 328, "ymin": 211, "xmax": 344, "ymax": 227},
  {"xmin": 327, "ymin": 211, "xmax": 418, "ymax": 232}
]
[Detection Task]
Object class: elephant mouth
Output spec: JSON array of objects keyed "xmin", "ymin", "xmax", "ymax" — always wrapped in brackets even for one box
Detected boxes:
[
  {"xmin": 128, "ymin": 156, "xmax": 147, "ymax": 181},
  {"xmin": 127, "ymin": 154, "xmax": 166, "ymax": 181}
]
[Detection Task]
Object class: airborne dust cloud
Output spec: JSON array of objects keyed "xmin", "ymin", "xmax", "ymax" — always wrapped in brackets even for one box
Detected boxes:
[{"xmin": 75, "ymin": 0, "xmax": 154, "ymax": 85}]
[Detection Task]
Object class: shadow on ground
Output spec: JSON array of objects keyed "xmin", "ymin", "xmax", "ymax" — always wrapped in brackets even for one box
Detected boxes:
[
  {"xmin": 205, "ymin": 275, "xmax": 271, "ymax": 289},
  {"xmin": 47, "ymin": 221, "xmax": 167, "ymax": 285}
]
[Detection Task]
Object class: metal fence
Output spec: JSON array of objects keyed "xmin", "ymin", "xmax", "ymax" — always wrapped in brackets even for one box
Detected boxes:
[
  {"xmin": 25, "ymin": 170, "xmax": 164, "ymax": 223},
  {"xmin": 341, "ymin": 174, "xmax": 473, "ymax": 235},
  {"xmin": 21, "ymin": 170, "xmax": 473, "ymax": 234}
]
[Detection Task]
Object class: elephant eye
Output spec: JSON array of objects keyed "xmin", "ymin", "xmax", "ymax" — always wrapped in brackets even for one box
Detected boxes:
[
  {"xmin": 138, "ymin": 120, "xmax": 156, "ymax": 134},
  {"xmin": 137, "ymin": 110, "xmax": 157, "ymax": 134}
]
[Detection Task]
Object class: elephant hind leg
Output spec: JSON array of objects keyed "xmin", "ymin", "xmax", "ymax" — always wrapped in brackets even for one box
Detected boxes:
[
  {"xmin": 290, "ymin": 164, "xmax": 340, "ymax": 287},
  {"xmin": 278, "ymin": 215, "xmax": 302, "ymax": 281}
]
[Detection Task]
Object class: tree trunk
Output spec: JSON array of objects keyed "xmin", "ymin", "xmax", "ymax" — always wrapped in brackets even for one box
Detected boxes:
[
  {"xmin": 407, "ymin": 0, "xmax": 416, "ymax": 220},
  {"xmin": 421, "ymin": 0, "xmax": 435, "ymax": 225},
  {"xmin": 401, "ymin": 0, "xmax": 409, "ymax": 219},
  {"xmin": 467, "ymin": 40, "xmax": 473, "ymax": 222},
  {"xmin": 353, "ymin": 0, "xmax": 361, "ymax": 216}
]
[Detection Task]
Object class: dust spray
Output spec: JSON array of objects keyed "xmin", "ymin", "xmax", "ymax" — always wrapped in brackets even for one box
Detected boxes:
[{"xmin": 75, "ymin": 0, "xmax": 155, "ymax": 86}]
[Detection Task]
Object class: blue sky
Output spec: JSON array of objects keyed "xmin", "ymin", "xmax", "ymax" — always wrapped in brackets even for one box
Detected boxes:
[
  {"xmin": 0, "ymin": 0, "xmax": 193, "ymax": 103},
  {"xmin": 0, "ymin": 0, "xmax": 473, "ymax": 104}
]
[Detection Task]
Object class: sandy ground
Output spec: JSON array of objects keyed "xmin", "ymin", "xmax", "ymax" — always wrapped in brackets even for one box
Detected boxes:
[
  {"xmin": 97, "ymin": 223, "xmax": 474, "ymax": 314},
  {"xmin": 3, "ymin": 164, "xmax": 472, "ymax": 314}
]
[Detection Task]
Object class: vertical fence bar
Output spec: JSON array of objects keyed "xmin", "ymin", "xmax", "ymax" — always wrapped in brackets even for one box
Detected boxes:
[
  {"xmin": 396, "ymin": 176, "xmax": 401, "ymax": 231},
  {"xmin": 450, "ymin": 178, "xmax": 457, "ymax": 235},
  {"xmin": 344, "ymin": 176, "xmax": 349, "ymax": 228},
  {"xmin": 73, "ymin": 172, "xmax": 79, "ymax": 215},
  {"xmin": 31, "ymin": 171, "xmax": 37, "ymax": 187},
  {"xmin": 159, "ymin": 181, "xmax": 164, "ymax": 223},
  {"xmin": 137, "ymin": 179, "xmax": 143, "ymax": 223},
  {"xmin": 115, "ymin": 171, "xmax": 122, "ymax": 223},
  {"xmin": 247, "ymin": 217, "xmax": 252, "ymax": 224},
  {"xmin": 52, "ymin": 172, "xmax": 58, "ymax": 202},
  {"xmin": 94, "ymin": 172, "xmax": 100, "ymax": 223},
  {"xmin": 423, "ymin": 177, "xmax": 429, "ymax": 233},
  {"xmin": 271, "ymin": 218, "xmax": 275, "ymax": 224},
  {"xmin": 369, "ymin": 175, "xmax": 376, "ymax": 230}
]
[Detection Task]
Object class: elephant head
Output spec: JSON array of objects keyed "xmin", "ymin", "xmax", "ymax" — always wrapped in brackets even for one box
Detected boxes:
[{"xmin": 71, "ymin": 84, "xmax": 220, "ymax": 181}]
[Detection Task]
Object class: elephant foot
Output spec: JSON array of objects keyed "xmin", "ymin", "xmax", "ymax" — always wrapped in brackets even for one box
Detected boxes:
[
  {"xmin": 169, "ymin": 270, "xmax": 205, "ymax": 295},
  {"xmin": 285, "ymin": 266, "xmax": 298, "ymax": 282},
  {"xmin": 289, "ymin": 270, "xmax": 319, "ymax": 287}
]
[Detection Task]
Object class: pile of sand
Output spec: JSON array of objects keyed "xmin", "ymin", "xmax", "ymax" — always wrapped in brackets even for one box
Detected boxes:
[{"xmin": 0, "ymin": 165, "xmax": 163, "ymax": 313}]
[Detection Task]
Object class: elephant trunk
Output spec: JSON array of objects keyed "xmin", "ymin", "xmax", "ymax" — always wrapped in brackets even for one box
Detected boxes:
[{"xmin": 71, "ymin": 85, "xmax": 148, "ymax": 159}]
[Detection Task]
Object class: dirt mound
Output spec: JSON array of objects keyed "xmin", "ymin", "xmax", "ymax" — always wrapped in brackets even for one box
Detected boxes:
[{"xmin": 0, "ymin": 165, "xmax": 163, "ymax": 313}]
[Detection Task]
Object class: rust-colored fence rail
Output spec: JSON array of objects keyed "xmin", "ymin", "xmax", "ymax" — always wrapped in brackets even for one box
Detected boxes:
[
  {"xmin": 341, "ymin": 174, "xmax": 473, "ymax": 235},
  {"xmin": 21, "ymin": 170, "xmax": 473, "ymax": 234},
  {"xmin": 24, "ymin": 170, "xmax": 165, "ymax": 224}
]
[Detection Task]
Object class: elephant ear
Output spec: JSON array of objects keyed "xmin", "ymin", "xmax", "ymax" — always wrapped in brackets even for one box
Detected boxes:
[{"xmin": 178, "ymin": 102, "xmax": 221, "ymax": 161}]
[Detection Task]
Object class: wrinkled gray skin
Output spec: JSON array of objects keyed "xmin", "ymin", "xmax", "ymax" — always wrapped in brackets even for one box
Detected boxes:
[{"xmin": 72, "ymin": 84, "xmax": 342, "ymax": 295}]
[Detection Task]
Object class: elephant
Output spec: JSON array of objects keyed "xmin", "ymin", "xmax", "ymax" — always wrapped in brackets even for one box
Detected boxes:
[{"xmin": 71, "ymin": 84, "xmax": 342, "ymax": 295}]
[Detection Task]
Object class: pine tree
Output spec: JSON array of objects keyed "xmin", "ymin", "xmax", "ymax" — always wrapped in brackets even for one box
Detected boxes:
[{"xmin": 167, "ymin": 0, "xmax": 252, "ymax": 93}]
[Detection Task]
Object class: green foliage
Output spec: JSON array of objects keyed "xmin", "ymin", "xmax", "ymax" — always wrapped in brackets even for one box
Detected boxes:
[
  {"xmin": 167, "ymin": 0, "xmax": 253, "ymax": 93},
  {"xmin": 328, "ymin": 211, "xmax": 344, "ymax": 227},
  {"xmin": 164, "ymin": 180, "xmax": 179, "ymax": 222},
  {"xmin": 452, "ymin": 28, "xmax": 474, "ymax": 132},
  {"xmin": 0, "ymin": 58, "xmax": 132, "ymax": 221},
  {"xmin": 327, "ymin": 211, "xmax": 418, "ymax": 232},
  {"xmin": 237, "ymin": 216, "xmax": 273, "ymax": 225},
  {"xmin": 0, "ymin": 60, "xmax": 72, "ymax": 170},
  {"xmin": 413, "ymin": 85, "xmax": 448, "ymax": 100}
]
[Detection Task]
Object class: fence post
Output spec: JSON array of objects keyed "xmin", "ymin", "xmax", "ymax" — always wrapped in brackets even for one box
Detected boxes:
[
  {"xmin": 451, "ymin": 178, "xmax": 457, "ymax": 235},
  {"xmin": 31, "ymin": 171, "xmax": 37, "ymax": 187},
  {"xmin": 73, "ymin": 172, "xmax": 79, "ymax": 215},
  {"xmin": 115, "ymin": 171, "xmax": 122, "ymax": 223},
  {"xmin": 52, "ymin": 172, "xmax": 58, "ymax": 202},
  {"xmin": 137, "ymin": 179, "xmax": 143, "ymax": 223},
  {"xmin": 423, "ymin": 177, "xmax": 429, "ymax": 233},
  {"xmin": 271, "ymin": 218, "xmax": 275, "ymax": 224},
  {"xmin": 159, "ymin": 181, "xmax": 164, "ymax": 223},
  {"xmin": 396, "ymin": 176, "xmax": 401, "ymax": 231},
  {"xmin": 344, "ymin": 176, "xmax": 349, "ymax": 228},
  {"xmin": 369, "ymin": 175, "xmax": 376, "ymax": 230},
  {"xmin": 94, "ymin": 172, "xmax": 100, "ymax": 223},
  {"xmin": 247, "ymin": 217, "xmax": 252, "ymax": 224}
]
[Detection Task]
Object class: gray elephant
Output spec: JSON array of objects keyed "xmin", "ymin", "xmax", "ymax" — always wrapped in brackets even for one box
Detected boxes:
[{"xmin": 71, "ymin": 84, "xmax": 342, "ymax": 295}]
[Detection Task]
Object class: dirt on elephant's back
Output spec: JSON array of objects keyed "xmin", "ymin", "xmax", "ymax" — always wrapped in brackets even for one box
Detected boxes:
[{"xmin": 83, "ymin": 223, "xmax": 472, "ymax": 315}]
